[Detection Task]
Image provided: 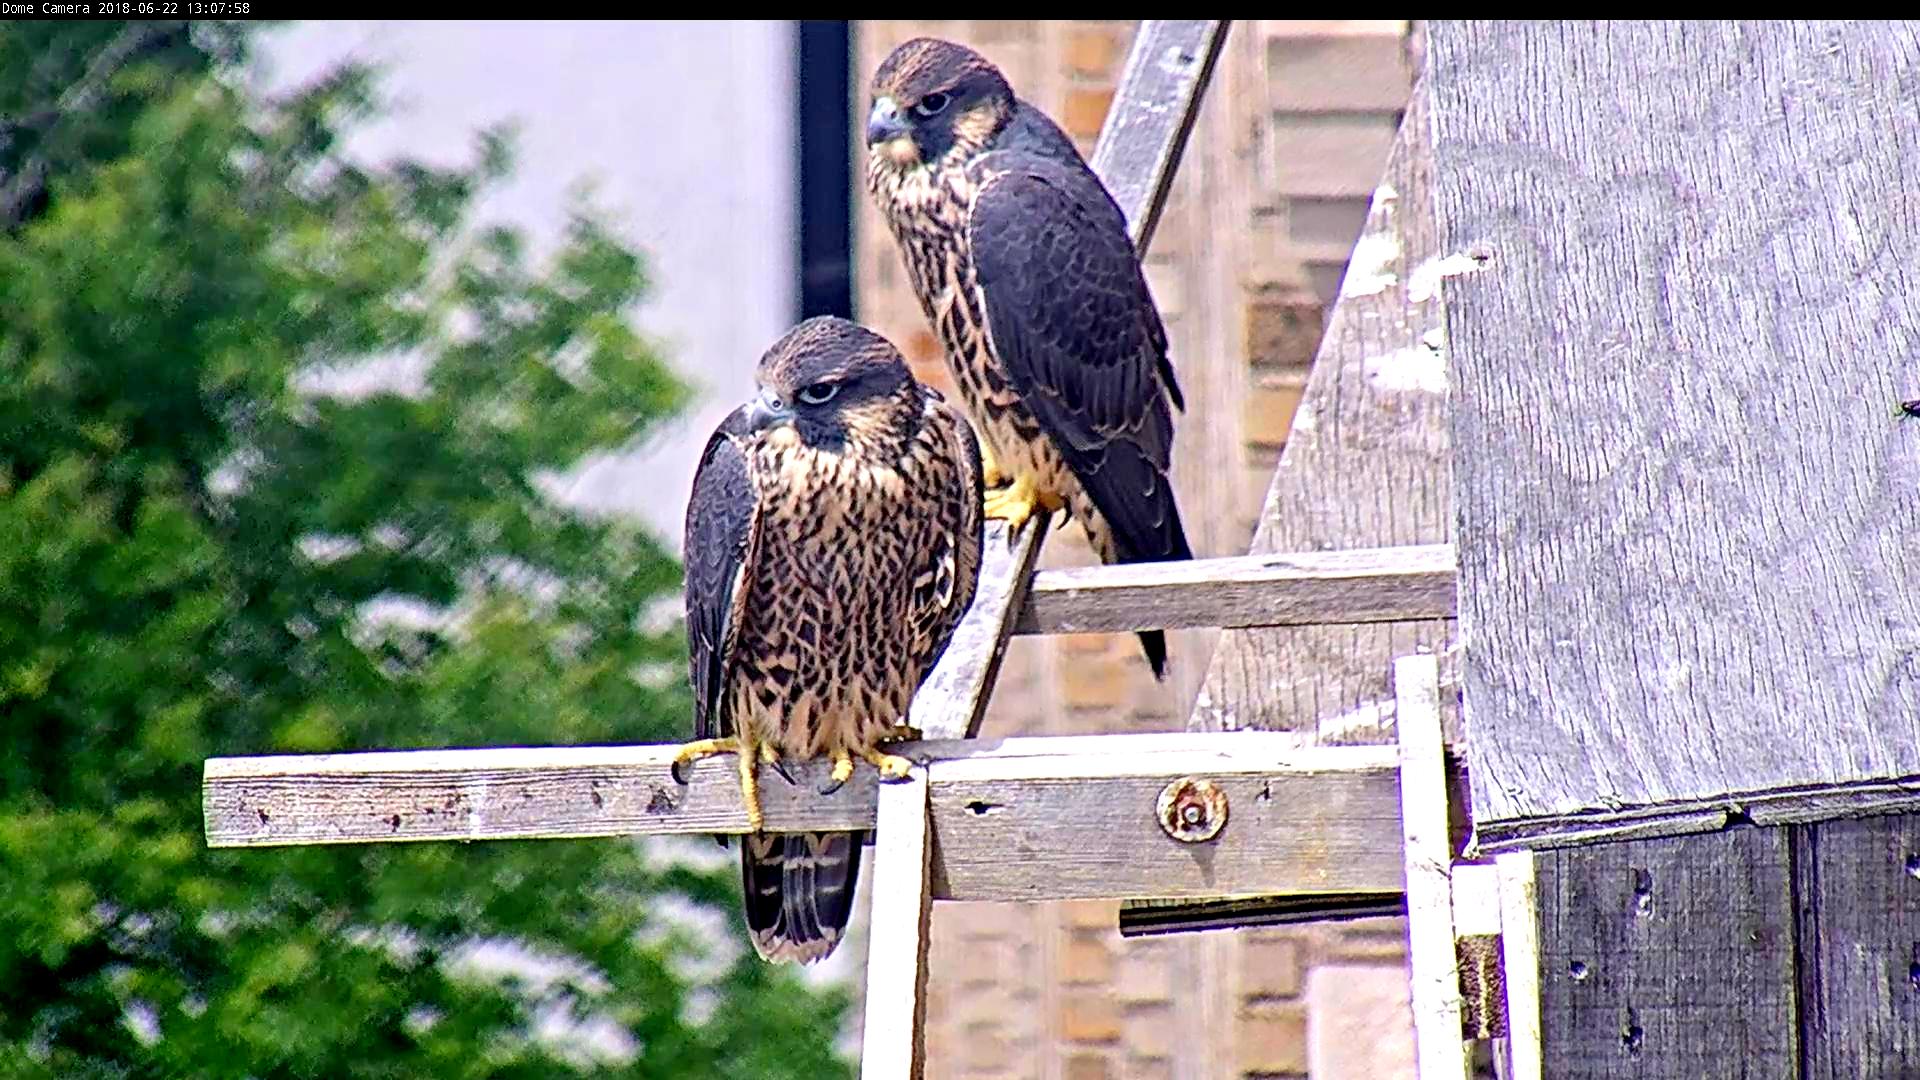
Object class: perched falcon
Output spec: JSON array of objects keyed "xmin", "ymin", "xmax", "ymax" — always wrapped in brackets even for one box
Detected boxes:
[
  {"xmin": 675, "ymin": 316, "xmax": 984, "ymax": 963},
  {"xmin": 864, "ymin": 36, "xmax": 1194, "ymax": 680}
]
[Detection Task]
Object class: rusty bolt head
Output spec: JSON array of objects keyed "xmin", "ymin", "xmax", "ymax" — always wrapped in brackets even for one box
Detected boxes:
[{"xmin": 1157, "ymin": 777, "xmax": 1228, "ymax": 843}]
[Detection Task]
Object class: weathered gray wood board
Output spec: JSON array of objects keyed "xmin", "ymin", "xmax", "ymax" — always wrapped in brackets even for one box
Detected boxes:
[
  {"xmin": 1192, "ymin": 81, "xmax": 1457, "ymax": 740},
  {"xmin": 916, "ymin": 18, "xmax": 1226, "ymax": 741},
  {"xmin": 861, "ymin": 770, "xmax": 933, "ymax": 1080},
  {"xmin": 204, "ymin": 732, "xmax": 1421, "ymax": 903},
  {"xmin": 1535, "ymin": 829, "xmax": 1798, "ymax": 1078},
  {"xmin": 1795, "ymin": 815, "xmax": 1920, "ymax": 1078},
  {"xmin": 1431, "ymin": 21, "xmax": 1920, "ymax": 846},
  {"xmin": 1015, "ymin": 543, "xmax": 1454, "ymax": 636}
]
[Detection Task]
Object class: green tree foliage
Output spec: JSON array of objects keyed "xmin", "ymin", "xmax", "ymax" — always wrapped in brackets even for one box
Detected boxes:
[{"xmin": 0, "ymin": 22, "xmax": 852, "ymax": 1078}]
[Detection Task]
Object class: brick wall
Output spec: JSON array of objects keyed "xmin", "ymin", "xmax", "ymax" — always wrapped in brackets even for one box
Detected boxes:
[{"xmin": 848, "ymin": 20, "xmax": 1418, "ymax": 1078}]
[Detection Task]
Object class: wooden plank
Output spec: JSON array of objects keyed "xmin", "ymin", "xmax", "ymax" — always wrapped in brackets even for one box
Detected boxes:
[
  {"xmin": 203, "ymin": 732, "xmax": 1417, "ymax": 903},
  {"xmin": 1534, "ymin": 830, "xmax": 1797, "ymax": 1078},
  {"xmin": 1193, "ymin": 78, "xmax": 1455, "ymax": 741},
  {"xmin": 928, "ymin": 740, "xmax": 1406, "ymax": 902},
  {"xmin": 860, "ymin": 767, "xmax": 933, "ymax": 1080},
  {"xmin": 1451, "ymin": 863, "xmax": 1506, "ymax": 1040},
  {"xmin": 1396, "ymin": 654, "xmax": 1470, "ymax": 1080},
  {"xmin": 1794, "ymin": 814, "xmax": 1920, "ymax": 1078},
  {"xmin": 914, "ymin": 19, "xmax": 1225, "ymax": 740},
  {"xmin": 1089, "ymin": 20, "xmax": 1231, "ymax": 256},
  {"xmin": 1495, "ymin": 852, "xmax": 1543, "ymax": 1080},
  {"xmin": 1475, "ymin": 774, "xmax": 1920, "ymax": 853},
  {"xmin": 1012, "ymin": 543, "xmax": 1455, "ymax": 635},
  {"xmin": 912, "ymin": 521, "xmax": 1049, "ymax": 740},
  {"xmin": 1431, "ymin": 21, "xmax": 1920, "ymax": 841}
]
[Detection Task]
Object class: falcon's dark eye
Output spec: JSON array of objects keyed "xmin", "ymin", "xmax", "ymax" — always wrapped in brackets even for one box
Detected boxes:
[
  {"xmin": 797, "ymin": 381, "xmax": 840, "ymax": 406},
  {"xmin": 911, "ymin": 91, "xmax": 952, "ymax": 120}
]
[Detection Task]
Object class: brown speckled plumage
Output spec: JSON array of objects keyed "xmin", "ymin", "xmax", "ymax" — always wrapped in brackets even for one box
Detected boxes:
[
  {"xmin": 865, "ymin": 36, "xmax": 1193, "ymax": 678},
  {"xmin": 684, "ymin": 316, "xmax": 982, "ymax": 962}
]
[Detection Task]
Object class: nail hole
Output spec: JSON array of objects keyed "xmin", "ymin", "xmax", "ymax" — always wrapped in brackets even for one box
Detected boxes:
[
  {"xmin": 387, "ymin": 814, "xmax": 401, "ymax": 832},
  {"xmin": 1905, "ymin": 853, "xmax": 1920, "ymax": 880},
  {"xmin": 964, "ymin": 800, "xmax": 1004, "ymax": 816},
  {"xmin": 1568, "ymin": 960, "xmax": 1589, "ymax": 982},
  {"xmin": 1621, "ymin": 1020, "xmax": 1644, "ymax": 1053},
  {"xmin": 256, "ymin": 809, "xmax": 270, "ymax": 825},
  {"xmin": 1630, "ymin": 867, "xmax": 1654, "ymax": 917}
]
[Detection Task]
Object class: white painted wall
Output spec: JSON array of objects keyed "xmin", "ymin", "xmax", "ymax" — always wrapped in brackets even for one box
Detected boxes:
[{"xmin": 259, "ymin": 20, "xmax": 797, "ymax": 551}]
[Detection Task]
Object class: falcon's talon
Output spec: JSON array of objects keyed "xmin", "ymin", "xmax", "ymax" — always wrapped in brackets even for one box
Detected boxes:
[
  {"xmin": 862, "ymin": 749, "xmax": 916, "ymax": 782},
  {"xmin": 759, "ymin": 742, "xmax": 795, "ymax": 786},
  {"xmin": 820, "ymin": 751, "xmax": 856, "ymax": 796}
]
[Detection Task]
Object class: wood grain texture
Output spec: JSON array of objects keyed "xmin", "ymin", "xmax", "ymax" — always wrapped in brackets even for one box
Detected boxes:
[
  {"xmin": 1012, "ymin": 543, "xmax": 1455, "ymax": 635},
  {"xmin": 1535, "ymin": 830, "xmax": 1797, "ymax": 1078},
  {"xmin": 1397, "ymin": 655, "xmax": 1471, "ymax": 1080},
  {"xmin": 913, "ymin": 519, "xmax": 1049, "ymax": 740},
  {"xmin": 1794, "ymin": 815, "xmax": 1920, "ymax": 1078},
  {"xmin": 1496, "ymin": 852, "xmax": 1544, "ymax": 1080},
  {"xmin": 1088, "ymin": 20, "xmax": 1231, "ymax": 257},
  {"xmin": 928, "ymin": 741, "xmax": 1407, "ymax": 902},
  {"xmin": 860, "ymin": 769, "xmax": 933, "ymax": 1080},
  {"xmin": 1432, "ymin": 21, "xmax": 1920, "ymax": 839},
  {"xmin": 204, "ymin": 732, "xmax": 1419, "ymax": 903},
  {"xmin": 915, "ymin": 19, "xmax": 1225, "ymax": 741},
  {"xmin": 1193, "ymin": 81, "xmax": 1456, "ymax": 741}
]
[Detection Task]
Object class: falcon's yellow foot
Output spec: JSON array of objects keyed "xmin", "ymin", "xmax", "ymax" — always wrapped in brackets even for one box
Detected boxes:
[
  {"xmin": 980, "ymin": 442, "xmax": 1007, "ymax": 489},
  {"xmin": 862, "ymin": 748, "xmax": 916, "ymax": 782},
  {"xmin": 982, "ymin": 475, "xmax": 1064, "ymax": 536},
  {"xmin": 820, "ymin": 750, "xmax": 856, "ymax": 796},
  {"xmin": 669, "ymin": 735, "xmax": 767, "ymax": 832},
  {"xmin": 670, "ymin": 737, "xmax": 740, "ymax": 785}
]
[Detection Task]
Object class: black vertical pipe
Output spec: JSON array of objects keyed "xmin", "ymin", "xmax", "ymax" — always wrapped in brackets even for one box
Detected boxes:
[{"xmin": 795, "ymin": 20, "xmax": 853, "ymax": 321}]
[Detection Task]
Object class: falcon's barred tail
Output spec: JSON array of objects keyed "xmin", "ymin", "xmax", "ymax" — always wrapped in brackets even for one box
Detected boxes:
[{"xmin": 741, "ymin": 830, "xmax": 865, "ymax": 963}]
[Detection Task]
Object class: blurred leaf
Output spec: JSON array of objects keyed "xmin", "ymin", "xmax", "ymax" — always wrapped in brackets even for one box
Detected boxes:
[{"xmin": 0, "ymin": 22, "xmax": 850, "ymax": 1079}]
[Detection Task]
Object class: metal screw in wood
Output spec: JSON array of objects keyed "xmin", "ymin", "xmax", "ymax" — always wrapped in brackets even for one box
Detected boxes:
[{"xmin": 1157, "ymin": 776, "xmax": 1227, "ymax": 843}]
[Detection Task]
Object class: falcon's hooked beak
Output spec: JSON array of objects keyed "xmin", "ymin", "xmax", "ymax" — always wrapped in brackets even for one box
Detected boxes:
[
  {"xmin": 744, "ymin": 391, "xmax": 794, "ymax": 433},
  {"xmin": 867, "ymin": 97, "xmax": 918, "ymax": 165},
  {"xmin": 866, "ymin": 97, "xmax": 910, "ymax": 146}
]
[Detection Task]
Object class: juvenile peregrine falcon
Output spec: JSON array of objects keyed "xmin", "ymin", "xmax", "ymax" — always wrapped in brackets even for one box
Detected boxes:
[
  {"xmin": 864, "ymin": 36, "xmax": 1194, "ymax": 679},
  {"xmin": 675, "ymin": 316, "xmax": 984, "ymax": 963}
]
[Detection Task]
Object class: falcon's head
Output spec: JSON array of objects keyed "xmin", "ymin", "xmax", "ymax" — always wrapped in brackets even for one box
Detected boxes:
[
  {"xmin": 866, "ymin": 37, "xmax": 1014, "ymax": 171},
  {"xmin": 743, "ymin": 317, "xmax": 918, "ymax": 456}
]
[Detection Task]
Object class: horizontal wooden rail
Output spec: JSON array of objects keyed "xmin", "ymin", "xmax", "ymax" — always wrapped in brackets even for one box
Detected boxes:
[
  {"xmin": 1014, "ymin": 543, "xmax": 1456, "ymax": 635},
  {"xmin": 205, "ymin": 732, "xmax": 1420, "ymax": 903}
]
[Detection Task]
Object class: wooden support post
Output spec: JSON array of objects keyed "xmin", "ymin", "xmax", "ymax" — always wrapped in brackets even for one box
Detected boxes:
[
  {"xmin": 1495, "ymin": 852, "xmax": 1542, "ymax": 1080},
  {"xmin": 860, "ymin": 767, "xmax": 933, "ymax": 1080},
  {"xmin": 1396, "ymin": 653, "xmax": 1469, "ymax": 1080}
]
